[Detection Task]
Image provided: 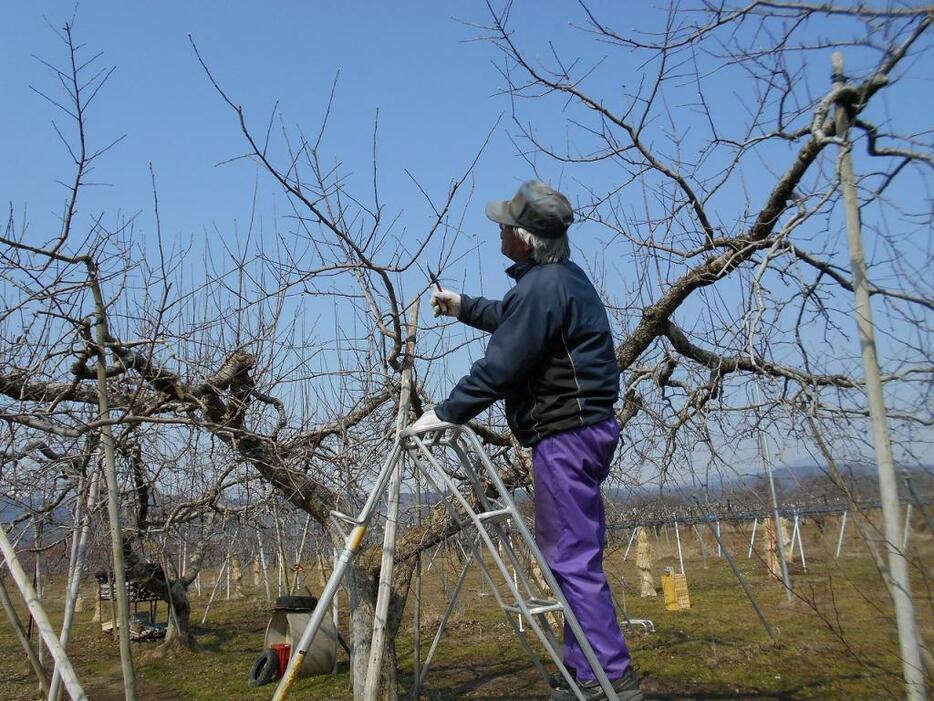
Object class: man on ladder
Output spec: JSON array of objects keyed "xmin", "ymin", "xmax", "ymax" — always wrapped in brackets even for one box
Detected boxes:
[{"xmin": 410, "ymin": 180, "xmax": 643, "ymax": 701}]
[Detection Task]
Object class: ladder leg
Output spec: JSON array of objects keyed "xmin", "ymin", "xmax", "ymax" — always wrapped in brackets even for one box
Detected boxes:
[
  {"xmin": 411, "ymin": 432, "xmax": 603, "ymax": 701},
  {"xmin": 457, "ymin": 429, "xmax": 621, "ymax": 701},
  {"xmin": 409, "ymin": 444, "xmax": 564, "ymax": 695},
  {"xmin": 416, "ymin": 544, "xmax": 475, "ymax": 691}
]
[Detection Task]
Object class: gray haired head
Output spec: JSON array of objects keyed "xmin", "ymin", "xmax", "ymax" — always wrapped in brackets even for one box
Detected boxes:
[{"xmin": 514, "ymin": 227, "xmax": 571, "ymax": 265}]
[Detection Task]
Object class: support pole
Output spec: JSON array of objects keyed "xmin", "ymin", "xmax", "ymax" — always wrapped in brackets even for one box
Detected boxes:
[
  {"xmin": 833, "ymin": 51, "xmax": 926, "ymax": 701},
  {"xmin": 795, "ymin": 512, "xmax": 807, "ymax": 572},
  {"xmin": 272, "ymin": 501, "xmax": 290, "ymax": 596},
  {"xmin": 363, "ymin": 298, "xmax": 419, "ymax": 701},
  {"xmin": 674, "ymin": 521, "xmax": 684, "ymax": 575},
  {"xmin": 694, "ymin": 498, "xmax": 776, "ymax": 642},
  {"xmin": 754, "ymin": 383, "xmax": 793, "ymax": 600},
  {"xmin": 331, "ymin": 548, "xmax": 339, "ymax": 676},
  {"xmin": 0, "ymin": 574, "xmax": 49, "ymax": 696},
  {"xmin": 748, "ymin": 517, "xmax": 758, "ymax": 559},
  {"xmin": 50, "ymin": 471, "xmax": 100, "ymax": 701},
  {"xmin": 411, "ymin": 467, "xmax": 423, "ymax": 700},
  {"xmin": 0, "ymin": 525, "xmax": 87, "ymax": 700},
  {"xmin": 901, "ymin": 504, "xmax": 912, "ymax": 551},
  {"xmin": 694, "ymin": 524, "xmax": 708, "ymax": 569},
  {"xmin": 291, "ymin": 514, "xmax": 312, "ymax": 595},
  {"xmin": 623, "ymin": 527, "xmax": 639, "ymax": 561},
  {"xmin": 835, "ymin": 511, "xmax": 848, "ymax": 559},
  {"xmin": 90, "ymin": 269, "xmax": 138, "ymax": 701},
  {"xmin": 789, "ymin": 511, "xmax": 800, "ymax": 563},
  {"xmin": 256, "ymin": 530, "xmax": 272, "ymax": 604},
  {"xmin": 200, "ymin": 558, "xmax": 228, "ymax": 625},
  {"xmin": 33, "ymin": 514, "xmax": 44, "ymax": 666}
]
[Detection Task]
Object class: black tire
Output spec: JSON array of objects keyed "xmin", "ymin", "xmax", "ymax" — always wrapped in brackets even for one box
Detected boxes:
[
  {"xmin": 273, "ymin": 595, "xmax": 318, "ymax": 611},
  {"xmin": 248, "ymin": 649, "xmax": 278, "ymax": 687}
]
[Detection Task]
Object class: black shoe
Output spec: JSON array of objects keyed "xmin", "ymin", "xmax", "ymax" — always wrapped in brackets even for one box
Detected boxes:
[
  {"xmin": 549, "ymin": 668, "xmax": 576, "ymax": 691},
  {"xmin": 549, "ymin": 667, "xmax": 643, "ymax": 701}
]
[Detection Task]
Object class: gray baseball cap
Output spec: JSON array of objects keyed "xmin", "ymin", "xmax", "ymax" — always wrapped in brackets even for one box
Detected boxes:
[{"xmin": 485, "ymin": 180, "xmax": 574, "ymax": 239}]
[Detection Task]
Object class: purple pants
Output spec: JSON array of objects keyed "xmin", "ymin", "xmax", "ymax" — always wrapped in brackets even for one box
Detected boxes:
[{"xmin": 532, "ymin": 417, "xmax": 630, "ymax": 682}]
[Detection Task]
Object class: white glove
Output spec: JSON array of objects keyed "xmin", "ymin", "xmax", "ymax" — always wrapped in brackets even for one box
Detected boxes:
[
  {"xmin": 406, "ymin": 409, "xmax": 449, "ymax": 434},
  {"xmin": 430, "ymin": 289, "xmax": 461, "ymax": 318}
]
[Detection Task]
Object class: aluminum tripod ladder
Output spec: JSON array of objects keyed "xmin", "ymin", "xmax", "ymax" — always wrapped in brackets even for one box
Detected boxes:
[{"xmin": 271, "ymin": 421, "xmax": 620, "ymax": 701}]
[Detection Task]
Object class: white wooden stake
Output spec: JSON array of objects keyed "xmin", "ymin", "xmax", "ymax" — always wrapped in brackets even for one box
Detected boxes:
[
  {"xmin": 331, "ymin": 547, "xmax": 339, "ymax": 675},
  {"xmin": 50, "ymin": 471, "xmax": 100, "ymax": 701},
  {"xmin": 902, "ymin": 504, "xmax": 912, "ymax": 550},
  {"xmin": 789, "ymin": 513, "xmax": 800, "ymax": 563},
  {"xmin": 33, "ymin": 515, "xmax": 44, "ymax": 666},
  {"xmin": 290, "ymin": 514, "xmax": 312, "ymax": 595},
  {"xmin": 256, "ymin": 529, "xmax": 272, "ymax": 603},
  {"xmin": 0, "ymin": 524, "xmax": 88, "ymax": 701},
  {"xmin": 674, "ymin": 520, "xmax": 684, "ymax": 575},
  {"xmin": 795, "ymin": 513, "xmax": 807, "ymax": 572},
  {"xmin": 90, "ymin": 272, "xmax": 138, "ymax": 700},
  {"xmin": 623, "ymin": 527, "xmax": 639, "ymax": 561},
  {"xmin": 200, "ymin": 559, "xmax": 228, "ymax": 625},
  {"xmin": 835, "ymin": 511, "xmax": 848, "ymax": 559},
  {"xmin": 272, "ymin": 501, "xmax": 291, "ymax": 595},
  {"xmin": 748, "ymin": 517, "xmax": 758, "ymax": 559},
  {"xmin": 0, "ymin": 573, "xmax": 49, "ymax": 695},
  {"xmin": 364, "ymin": 299, "xmax": 418, "ymax": 701},
  {"xmin": 833, "ymin": 51, "xmax": 926, "ymax": 700},
  {"xmin": 755, "ymin": 382, "xmax": 793, "ymax": 600}
]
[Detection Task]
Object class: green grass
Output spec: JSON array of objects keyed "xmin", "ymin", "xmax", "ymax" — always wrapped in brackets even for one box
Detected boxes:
[{"xmin": 1, "ymin": 520, "xmax": 931, "ymax": 700}]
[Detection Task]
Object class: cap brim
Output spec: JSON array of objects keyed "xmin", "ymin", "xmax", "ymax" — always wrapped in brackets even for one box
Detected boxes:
[{"xmin": 485, "ymin": 199, "xmax": 520, "ymax": 227}]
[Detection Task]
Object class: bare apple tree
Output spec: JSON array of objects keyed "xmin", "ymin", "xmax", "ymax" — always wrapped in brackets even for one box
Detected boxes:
[
  {"xmin": 2, "ymin": 4, "xmax": 931, "ymax": 700},
  {"xmin": 470, "ymin": 1, "xmax": 932, "ymax": 695}
]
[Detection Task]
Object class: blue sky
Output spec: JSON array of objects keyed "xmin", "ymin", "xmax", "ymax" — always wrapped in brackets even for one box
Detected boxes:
[
  {"xmin": 1, "ymin": 3, "xmax": 505, "ymax": 248},
  {"xmin": 2, "ymin": 3, "xmax": 931, "ymax": 480}
]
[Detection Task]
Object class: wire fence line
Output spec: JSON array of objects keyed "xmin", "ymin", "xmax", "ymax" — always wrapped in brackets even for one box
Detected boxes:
[{"xmin": 606, "ymin": 496, "xmax": 933, "ymax": 530}]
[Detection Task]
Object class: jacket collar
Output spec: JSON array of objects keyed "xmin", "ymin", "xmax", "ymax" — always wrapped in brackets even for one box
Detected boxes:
[{"xmin": 506, "ymin": 260, "xmax": 536, "ymax": 281}]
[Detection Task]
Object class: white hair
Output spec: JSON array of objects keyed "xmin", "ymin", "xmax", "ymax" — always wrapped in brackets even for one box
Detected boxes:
[{"xmin": 515, "ymin": 227, "xmax": 570, "ymax": 265}]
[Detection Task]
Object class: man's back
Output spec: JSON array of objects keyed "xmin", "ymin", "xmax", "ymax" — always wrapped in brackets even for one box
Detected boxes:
[{"xmin": 438, "ymin": 260, "xmax": 619, "ymax": 446}]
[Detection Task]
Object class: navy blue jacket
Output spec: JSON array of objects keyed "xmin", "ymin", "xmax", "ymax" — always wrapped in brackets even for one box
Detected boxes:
[{"xmin": 434, "ymin": 260, "xmax": 620, "ymax": 446}]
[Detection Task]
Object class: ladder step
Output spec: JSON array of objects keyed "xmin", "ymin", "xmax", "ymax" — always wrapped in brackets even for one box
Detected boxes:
[
  {"xmin": 476, "ymin": 507, "xmax": 512, "ymax": 524},
  {"xmin": 502, "ymin": 598, "xmax": 563, "ymax": 616}
]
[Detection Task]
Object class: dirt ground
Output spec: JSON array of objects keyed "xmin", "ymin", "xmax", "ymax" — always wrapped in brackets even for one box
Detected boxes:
[{"xmin": 1, "ymin": 516, "xmax": 931, "ymax": 700}]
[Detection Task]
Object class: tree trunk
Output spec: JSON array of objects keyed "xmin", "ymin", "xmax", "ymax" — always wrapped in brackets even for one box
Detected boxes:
[
  {"xmin": 344, "ymin": 555, "xmax": 415, "ymax": 701},
  {"xmin": 162, "ymin": 579, "xmax": 198, "ymax": 652},
  {"xmin": 123, "ymin": 541, "xmax": 200, "ymax": 653}
]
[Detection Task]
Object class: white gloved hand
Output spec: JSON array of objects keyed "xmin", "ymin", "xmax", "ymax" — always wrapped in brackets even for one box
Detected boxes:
[
  {"xmin": 430, "ymin": 289, "xmax": 461, "ymax": 318},
  {"xmin": 406, "ymin": 409, "xmax": 449, "ymax": 434}
]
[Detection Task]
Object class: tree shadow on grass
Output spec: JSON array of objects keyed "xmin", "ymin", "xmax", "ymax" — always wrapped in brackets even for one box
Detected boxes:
[
  {"xmin": 190, "ymin": 623, "xmax": 236, "ymax": 653},
  {"xmin": 403, "ymin": 657, "xmax": 546, "ymax": 700},
  {"xmin": 645, "ymin": 671, "xmax": 871, "ymax": 701},
  {"xmin": 405, "ymin": 659, "xmax": 870, "ymax": 701}
]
